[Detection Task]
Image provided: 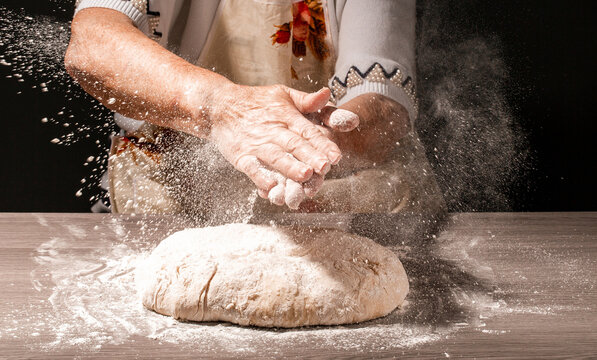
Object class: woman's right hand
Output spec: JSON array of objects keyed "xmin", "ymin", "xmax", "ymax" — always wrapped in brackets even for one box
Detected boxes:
[{"xmin": 206, "ymin": 84, "xmax": 351, "ymax": 197}]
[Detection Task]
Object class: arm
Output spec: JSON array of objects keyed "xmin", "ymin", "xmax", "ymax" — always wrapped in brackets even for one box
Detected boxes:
[
  {"xmin": 65, "ymin": 8, "xmax": 351, "ymax": 197},
  {"xmin": 65, "ymin": 8, "xmax": 222, "ymax": 136},
  {"xmin": 325, "ymin": 0, "xmax": 417, "ymax": 169},
  {"xmin": 332, "ymin": 0, "xmax": 417, "ymax": 118}
]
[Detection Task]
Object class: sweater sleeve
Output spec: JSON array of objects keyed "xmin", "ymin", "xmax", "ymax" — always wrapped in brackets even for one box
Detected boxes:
[
  {"xmin": 74, "ymin": 0, "xmax": 150, "ymax": 34},
  {"xmin": 330, "ymin": 0, "xmax": 418, "ymax": 121}
]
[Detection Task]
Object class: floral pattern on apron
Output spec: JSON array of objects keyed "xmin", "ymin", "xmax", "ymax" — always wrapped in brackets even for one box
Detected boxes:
[
  {"xmin": 196, "ymin": 0, "xmax": 334, "ymax": 92},
  {"xmin": 271, "ymin": 0, "xmax": 331, "ymax": 84}
]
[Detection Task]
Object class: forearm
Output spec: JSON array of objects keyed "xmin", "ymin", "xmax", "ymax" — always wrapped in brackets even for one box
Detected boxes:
[{"xmin": 65, "ymin": 8, "xmax": 232, "ymax": 137}]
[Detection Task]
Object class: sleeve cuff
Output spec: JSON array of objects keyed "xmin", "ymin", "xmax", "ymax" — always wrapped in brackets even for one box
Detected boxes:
[
  {"xmin": 330, "ymin": 63, "xmax": 419, "ymax": 124},
  {"xmin": 75, "ymin": 0, "xmax": 149, "ymax": 34}
]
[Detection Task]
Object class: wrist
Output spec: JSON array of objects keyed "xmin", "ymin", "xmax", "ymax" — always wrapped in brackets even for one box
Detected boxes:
[
  {"xmin": 177, "ymin": 69, "xmax": 237, "ymax": 138},
  {"xmin": 207, "ymin": 82, "xmax": 245, "ymax": 130}
]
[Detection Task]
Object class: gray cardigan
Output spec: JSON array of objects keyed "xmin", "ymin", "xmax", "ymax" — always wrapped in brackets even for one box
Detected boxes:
[{"xmin": 75, "ymin": 0, "xmax": 417, "ymax": 127}]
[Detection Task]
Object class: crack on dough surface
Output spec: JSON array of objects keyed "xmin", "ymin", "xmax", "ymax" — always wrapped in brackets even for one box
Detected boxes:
[{"xmin": 198, "ymin": 264, "xmax": 218, "ymax": 321}]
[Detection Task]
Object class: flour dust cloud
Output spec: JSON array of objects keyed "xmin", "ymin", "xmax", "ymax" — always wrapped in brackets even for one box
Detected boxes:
[
  {"xmin": 0, "ymin": 5, "xmax": 116, "ymax": 205},
  {"xmin": 416, "ymin": 0, "xmax": 530, "ymax": 211}
]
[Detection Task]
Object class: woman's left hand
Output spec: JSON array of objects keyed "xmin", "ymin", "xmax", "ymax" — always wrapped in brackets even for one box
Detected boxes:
[
  {"xmin": 328, "ymin": 93, "xmax": 411, "ymax": 171},
  {"xmin": 258, "ymin": 93, "xmax": 411, "ymax": 209}
]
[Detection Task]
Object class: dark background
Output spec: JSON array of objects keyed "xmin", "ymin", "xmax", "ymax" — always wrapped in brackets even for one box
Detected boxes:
[{"xmin": 0, "ymin": 0, "xmax": 595, "ymax": 212}]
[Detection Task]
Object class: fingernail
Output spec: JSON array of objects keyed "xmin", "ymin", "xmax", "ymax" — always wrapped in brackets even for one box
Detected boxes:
[
  {"xmin": 300, "ymin": 166, "xmax": 313, "ymax": 179},
  {"xmin": 319, "ymin": 161, "xmax": 331, "ymax": 175},
  {"xmin": 329, "ymin": 151, "xmax": 342, "ymax": 165}
]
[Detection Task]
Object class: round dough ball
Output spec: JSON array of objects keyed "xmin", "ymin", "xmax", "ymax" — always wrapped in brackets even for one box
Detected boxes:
[{"xmin": 136, "ymin": 224, "xmax": 409, "ymax": 328}]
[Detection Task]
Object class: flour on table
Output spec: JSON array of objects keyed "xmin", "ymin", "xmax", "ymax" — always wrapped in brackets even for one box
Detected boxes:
[
  {"xmin": 4, "ymin": 215, "xmax": 572, "ymax": 356},
  {"xmin": 136, "ymin": 224, "xmax": 409, "ymax": 327}
]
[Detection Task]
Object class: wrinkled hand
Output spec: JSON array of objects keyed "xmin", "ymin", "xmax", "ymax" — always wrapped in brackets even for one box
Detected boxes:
[
  {"xmin": 294, "ymin": 94, "xmax": 412, "ymax": 212},
  {"xmin": 328, "ymin": 93, "xmax": 411, "ymax": 170},
  {"xmin": 209, "ymin": 84, "xmax": 359, "ymax": 208},
  {"xmin": 255, "ymin": 104, "xmax": 362, "ymax": 209},
  {"xmin": 237, "ymin": 93, "xmax": 409, "ymax": 210}
]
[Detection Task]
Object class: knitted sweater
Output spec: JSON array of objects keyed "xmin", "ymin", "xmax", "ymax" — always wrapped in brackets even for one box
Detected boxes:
[{"xmin": 75, "ymin": 0, "xmax": 417, "ymax": 125}]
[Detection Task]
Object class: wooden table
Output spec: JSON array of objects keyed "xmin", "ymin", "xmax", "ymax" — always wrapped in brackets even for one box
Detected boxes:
[{"xmin": 0, "ymin": 212, "xmax": 595, "ymax": 359}]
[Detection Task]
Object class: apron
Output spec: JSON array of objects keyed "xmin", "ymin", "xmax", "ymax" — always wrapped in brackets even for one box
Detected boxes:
[
  {"xmin": 108, "ymin": 0, "xmax": 445, "ymax": 224},
  {"xmin": 196, "ymin": 0, "xmax": 334, "ymax": 91}
]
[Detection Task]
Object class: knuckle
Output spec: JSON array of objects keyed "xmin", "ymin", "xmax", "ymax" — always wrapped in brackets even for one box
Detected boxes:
[
  {"xmin": 326, "ymin": 142, "xmax": 341, "ymax": 153},
  {"xmin": 270, "ymin": 154, "xmax": 288, "ymax": 169},
  {"xmin": 300, "ymin": 125, "xmax": 320, "ymax": 139},
  {"xmin": 229, "ymin": 141, "xmax": 243, "ymax": 156},
  {"xmin": 284, "ymin": 135, "xmax": 303, "ymax": 153},
  {"xmin": 269, "ymin": 84, "xmax": 288, "ymax": 97},
  {"xmin": 234, "ymin": 155, "xmax": 253, "ymax": 172},
  {"xmin": 261, "ymin": 147, "xmax": 286, "ymax": 166},
  {"xmin": 260, "ymin": 144, "xmax": 281, "ymax": 158}
]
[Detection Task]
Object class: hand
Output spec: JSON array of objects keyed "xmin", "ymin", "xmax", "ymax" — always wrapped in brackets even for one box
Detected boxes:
[
  {"xmin": 328, "ymin": 93, "xmax": 411, "ymax": 170},
  {"xmin": 207, "ymin": 85, "xmax": 340, "ymax": 194},
  {"xmin": 252, "ymin": 104, "xmax": 360, "ymax": 209},
  {"xmin": 293, "ymin": 94, "xmax": 412, "ymax": 212},
  {"xmin": 251, "ymin": 93, "xmax": 408, "ymax": 210}
]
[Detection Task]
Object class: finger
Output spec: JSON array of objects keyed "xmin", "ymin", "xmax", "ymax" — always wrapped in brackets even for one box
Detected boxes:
[
  {"xmin": 287, "ymin": 87, "xmax": 330, "ymax": 114},
  {"xmin": 285, "ymin": 179, "xmax": 306, "ymax": 210},
  {"xmin": 268, "ymin": 182, "xmax": 286, "ymax": 206},
  {"xmin": 303, "ymin": 173, "xmax": 324, "ymax": 198},
  {"xmin": 258, "ymin": 188, "xmax": 269, "ymax": 199},
  {"xmin": 257, "ymin": 168, "xmax": 285, "ymax": 199},
  {"xmin": 234, "ymin": 155, "xmax": 277, "ymax": 191},
  {"xmin": 316, "ymin": 124, "xmax": 333, "ymax": 139},
  {"xmin": 325, "ymin": 108, "xmax": 360, "ymax": 132},
  {"xmin": 273, "ymin": 129, "xmax": 331, "ymax": 175},
  {"xmin": 287, "ymin": 116, "xmax": 342, "ymax": 165},
  {"xmin": 256, "ymin": 144, "xmax": 314, "ymax": 182},
  {"xmin": 307, "ymin": 106, "xmax": 360, "ymax": 132}
]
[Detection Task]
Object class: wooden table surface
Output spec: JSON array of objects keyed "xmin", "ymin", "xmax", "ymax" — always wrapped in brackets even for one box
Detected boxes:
[{"xmin": 0, "ymin": 212, "xmax": 595, "ymax": 359}]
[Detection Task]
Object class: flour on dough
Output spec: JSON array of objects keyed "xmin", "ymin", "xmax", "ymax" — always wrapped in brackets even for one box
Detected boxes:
[{"xmin": 136, "ymin": 224, "xmax": 409, "ymax": 328}]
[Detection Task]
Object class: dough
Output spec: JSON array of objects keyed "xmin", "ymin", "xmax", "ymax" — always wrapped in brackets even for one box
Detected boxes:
[{"xmin": 136, "ymin": 224, "xmax": 409, "ymax": 328}]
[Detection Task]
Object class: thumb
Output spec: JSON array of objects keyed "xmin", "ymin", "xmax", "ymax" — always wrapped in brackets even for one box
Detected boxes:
[{"xmin": 287, "ymin": 87, "xmax": 331, "ymax": 114}]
